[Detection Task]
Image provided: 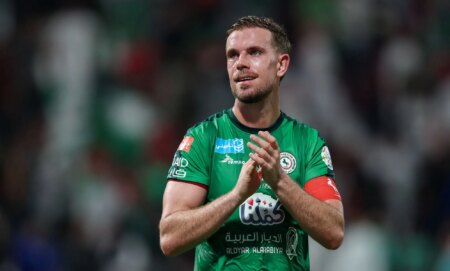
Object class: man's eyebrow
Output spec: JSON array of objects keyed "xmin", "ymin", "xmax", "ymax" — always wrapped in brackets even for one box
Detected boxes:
[
  {"xmin": 247, "ymin": 46, "xmax": 265, "ymax": 52},
  {"xmin": 226, "ymin": 46, "xmax": 265, "ymax": 55},
  {"xmin": 226, "ymin": 48, "xmax": 239, "ymax": 57}
]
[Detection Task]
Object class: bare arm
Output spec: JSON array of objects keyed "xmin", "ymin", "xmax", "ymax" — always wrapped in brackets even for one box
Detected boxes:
[
  {"xmin": 272, "ymin": 175, "xmax": 344, "ymax": 249},
  {"xmin": 248, "ymin": 131, "xmax": 344, "ymax": 249},
  {"xmin": 159, "ymin": 159, "xmax": 261, "ymax": 256}
]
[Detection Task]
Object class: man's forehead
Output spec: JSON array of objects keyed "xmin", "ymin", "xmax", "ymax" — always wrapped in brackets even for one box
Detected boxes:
[{"xmin": 226, "ymin": 27, "xmax": 272, "ymax": 49}]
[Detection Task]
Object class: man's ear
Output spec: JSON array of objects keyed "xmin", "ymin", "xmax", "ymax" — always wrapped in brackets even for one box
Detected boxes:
[{"xmin": 277, "ymin": 54, "xmax": 290, "ymax": 78}]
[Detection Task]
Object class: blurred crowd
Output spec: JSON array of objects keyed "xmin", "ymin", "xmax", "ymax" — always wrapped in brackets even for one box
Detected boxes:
[{"xmin": 0, "ymin": 0, "xmax": 449, "ymax": 270}]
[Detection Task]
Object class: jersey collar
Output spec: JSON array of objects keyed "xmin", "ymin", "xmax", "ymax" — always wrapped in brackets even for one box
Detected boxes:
[{"xmin": 226, "ymin": 108, "xmax": 285, "ymax": 134}]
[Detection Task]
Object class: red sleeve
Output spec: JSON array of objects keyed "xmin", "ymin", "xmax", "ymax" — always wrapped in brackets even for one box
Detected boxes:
[
  {"xmin": 304, "ymin": 176, "xmax": 341, "ymax": 201},
  {"xmin": 168, "ymin": 179, "xmax": 208, "ymax": 190}
]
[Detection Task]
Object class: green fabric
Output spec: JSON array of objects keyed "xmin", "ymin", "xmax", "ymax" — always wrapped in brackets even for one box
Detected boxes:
[{"xmin": 167, "ymin": 109, "xmax": 335, "ymax": 271}]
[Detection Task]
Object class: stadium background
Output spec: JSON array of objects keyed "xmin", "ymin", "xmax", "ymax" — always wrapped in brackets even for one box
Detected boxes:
[{"xmin": 0, "ymin": 0, "xmax": 449, "ymax": 270}]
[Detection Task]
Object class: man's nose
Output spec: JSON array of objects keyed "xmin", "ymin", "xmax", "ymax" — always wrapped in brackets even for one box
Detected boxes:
[{"xmin": 236, "ymin": 54, "xmax": 249, "ymax": 70}]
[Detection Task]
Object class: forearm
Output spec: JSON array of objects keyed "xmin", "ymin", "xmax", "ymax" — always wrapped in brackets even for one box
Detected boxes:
[
  {"xmin": 273, "ymin": 175, "xmax": 344, "ymax": 249},
  {"xmin": 160, "ymin": 189, "xmax": 243, "ymax": 256}
]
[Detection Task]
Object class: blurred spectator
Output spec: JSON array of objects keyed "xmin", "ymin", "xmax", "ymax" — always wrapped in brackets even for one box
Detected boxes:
[{"xmin": 33, "ymin": 6, "xmax": 101, "ymax": 224}]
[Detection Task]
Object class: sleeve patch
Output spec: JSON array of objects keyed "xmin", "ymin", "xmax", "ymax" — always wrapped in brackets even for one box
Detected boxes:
[
  {"xmin": 177, "ymin": 136, "xmax": 194, "ymax": 152},
  {"xmin": 321, "ymin": 146, "xmax": 334, "ymax": 170},
  {"xmin": 304, "ymin": 176, "xmax": 341, "ymax": 201}
]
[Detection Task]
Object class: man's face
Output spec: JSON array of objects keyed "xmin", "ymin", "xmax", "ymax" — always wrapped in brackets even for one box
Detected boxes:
[{"xmin": 226, "ymin": 27, "xmax": 282, "ymax": 104}]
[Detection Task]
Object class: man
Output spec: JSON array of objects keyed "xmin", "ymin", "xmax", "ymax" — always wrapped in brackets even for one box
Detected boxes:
[{"xmin": 159, "ymin": 15, "xmax": 344, "ymax": 270}]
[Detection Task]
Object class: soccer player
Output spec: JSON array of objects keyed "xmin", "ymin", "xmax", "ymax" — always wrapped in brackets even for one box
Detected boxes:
[{"xmin": 159, "ymin": 15, "xmax": 344, "ymax": 270}]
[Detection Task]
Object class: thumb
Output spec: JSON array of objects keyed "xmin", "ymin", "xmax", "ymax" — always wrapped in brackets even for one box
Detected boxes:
[{"xmin": 245, "ymin": 157, "xmax": 256, "ymax": 168}]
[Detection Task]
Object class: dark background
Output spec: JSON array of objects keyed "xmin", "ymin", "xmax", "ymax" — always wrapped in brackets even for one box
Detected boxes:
[{"xmin": 0, "ymin": 0, "xmax": 449, "ymax": 270}]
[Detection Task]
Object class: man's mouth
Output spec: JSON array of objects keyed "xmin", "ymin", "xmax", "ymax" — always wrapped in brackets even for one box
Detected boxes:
[{"xmin": 236, "ymin": 75, "xmax": 257, "ymax": 82}]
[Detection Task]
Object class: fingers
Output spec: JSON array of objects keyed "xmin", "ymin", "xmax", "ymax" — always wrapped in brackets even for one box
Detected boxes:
[
  {"xmin": 235, "ymin": 158, "xmax": 261, "ymax": 200},
  {"xmin": 238, "ymin": 158, "xmax": 257, "ymax": 183},
  {"xmin": 247, "ymin": 131, "xmax": 279, "ymax": 158},
  {"xmin": 249, "ymin": 133, "xmax": 270, "ymax": 154},
  {"xmin": 247, "ymin": 141, "xmax": 270, "ymax": 162},
  {"xmin": 247, "ymin": 131, "xmax": 280, "ymax": 169},
  {"xmin": 246, "ymin": 131, "xmax": 281, "ymax": 185},
  {"xmin": 257, "ymin": 131, "xmax": 279, "ymax": 150},
  {"xmin": 249, "ymin": 131, "xmax": 279, "ymax": 150},
  {"xmin": 243, "ymin": 157, "xmax": 256, "ymax": 171},
  {"xmin": 249, "ymin": 151, "xmax": 266, "ymax": 165}
]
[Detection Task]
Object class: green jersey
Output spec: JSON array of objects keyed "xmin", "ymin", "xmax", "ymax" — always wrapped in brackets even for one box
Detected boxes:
[{"xmin": 167, "ymin": 109, "xmax": 335, "ymax": 271}]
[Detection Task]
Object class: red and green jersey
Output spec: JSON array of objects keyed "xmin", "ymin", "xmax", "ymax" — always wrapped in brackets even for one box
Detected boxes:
[{"xmin": 167, "ymin": 109, "xmax": 335, "ymax": 271}]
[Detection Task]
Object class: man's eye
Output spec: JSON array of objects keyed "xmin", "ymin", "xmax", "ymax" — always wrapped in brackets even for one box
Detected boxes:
[
  {"xmin": 227, "ymin": 52, "xmax": 239, "ymax": 59},
  {"xmin": 251, "ymin": 50, "xmax": 261, "ymax": 56}
]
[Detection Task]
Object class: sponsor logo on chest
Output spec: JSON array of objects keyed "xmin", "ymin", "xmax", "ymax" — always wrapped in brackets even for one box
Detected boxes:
[
  {"xmin": 220, "ymin": 154, "xmax": 245, "ymax": 165},
  {"xmin": 239, "ymin": 193, "xmax": 285, "ymax": 225},
  {"xmin": 215, "ymin": 138, "xmax": 244, "ymax": 154}
]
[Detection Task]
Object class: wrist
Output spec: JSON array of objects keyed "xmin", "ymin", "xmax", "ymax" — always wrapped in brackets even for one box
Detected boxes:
[
  {"xmin": 230, "ymin": 188, "xmax": 247, "ymax": 205},
  {"xmin": 271, "ymin": 173, "xmax": 289, "ymax": 193}
]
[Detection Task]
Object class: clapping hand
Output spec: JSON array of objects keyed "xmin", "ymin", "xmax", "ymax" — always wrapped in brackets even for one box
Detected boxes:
[{"xmin": 247, "ymin": 131, "xmax": 284, "ymax": 189}]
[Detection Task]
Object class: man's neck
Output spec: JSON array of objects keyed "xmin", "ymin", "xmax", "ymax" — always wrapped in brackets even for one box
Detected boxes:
[{"xmin": 232, "ymin": 98, "xmax": 281, "ymax": 129}]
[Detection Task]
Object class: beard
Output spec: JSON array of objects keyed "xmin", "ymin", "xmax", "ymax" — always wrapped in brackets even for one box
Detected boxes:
[{"xmin": 231, "ymin": 84, "xmax": 273, "ymax": 104}]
